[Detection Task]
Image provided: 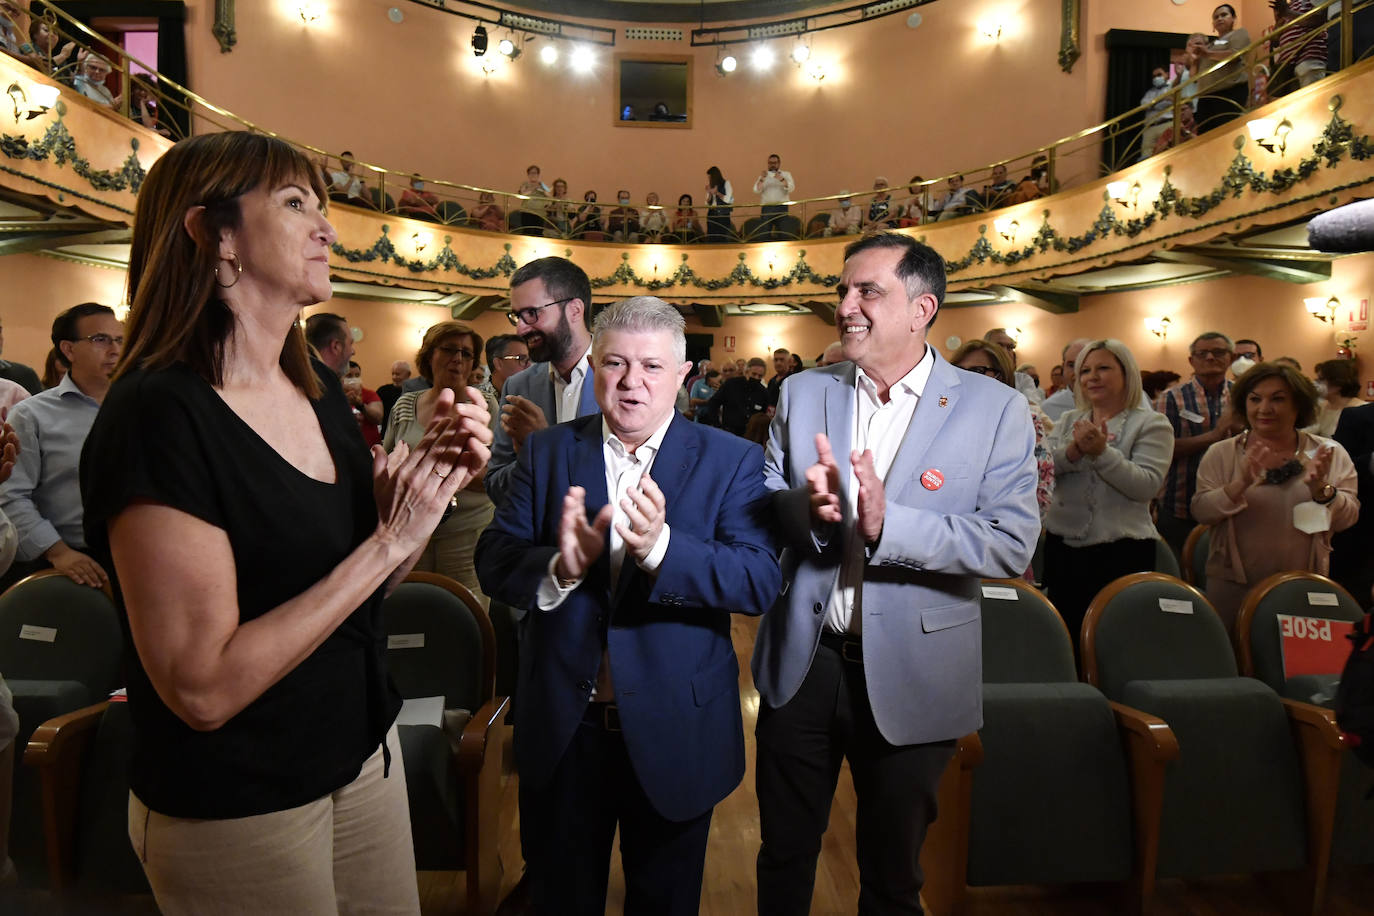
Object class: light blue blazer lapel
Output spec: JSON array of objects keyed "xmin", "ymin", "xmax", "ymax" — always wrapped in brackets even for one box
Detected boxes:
[{"xmin": 884, "ymin": 351, "xmax": 963, "ymax": 492}]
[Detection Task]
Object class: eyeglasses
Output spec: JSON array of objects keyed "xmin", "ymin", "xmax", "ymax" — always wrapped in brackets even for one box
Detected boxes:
[
  {"xmin": 507, "ymin": 297, "xmax": 572, "ymax": 327},
  {"xmin": 435, "ymin": 345, "xmax": 475, "ymax": 361},
  {"xmin": 497, "ymin": 354, "xmax": 531, "ymax": 365},
  {"xmin": 74, "ymin": 334, "xmax": 124, "ymax": 347},
  {"xmin": 1191, "ymin": 348, "xmax": 1231, "ymax": 360},
  {"xmin": 961, "ymin": 365, "xmax": 1006, "ymax": 380}
]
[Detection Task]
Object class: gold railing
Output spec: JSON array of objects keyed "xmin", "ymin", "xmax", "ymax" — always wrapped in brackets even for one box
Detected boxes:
[{"xmin": 3, "ymin": 0, "xmax": 1371, "ymax": 243}]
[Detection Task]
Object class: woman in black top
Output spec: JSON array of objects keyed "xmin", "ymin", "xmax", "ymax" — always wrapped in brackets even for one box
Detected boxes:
[
  {"xmin": 704, "ymin": 165, "xmax": 734, "ymax": 242},
  {"xmin": 80, "ymin": 131, "xmax": 492, "ymax": 914}
]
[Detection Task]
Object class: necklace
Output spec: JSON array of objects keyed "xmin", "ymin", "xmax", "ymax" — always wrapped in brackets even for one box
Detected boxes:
[{"xmin": 1241, "ymin": 430, "xmax": 1305, "ymax": 485}]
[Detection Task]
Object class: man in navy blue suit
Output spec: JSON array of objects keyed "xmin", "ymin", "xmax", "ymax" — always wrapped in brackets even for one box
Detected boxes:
[{"xmin": 475, "ymin": 296, "xmax": 780, "ymax": 915}]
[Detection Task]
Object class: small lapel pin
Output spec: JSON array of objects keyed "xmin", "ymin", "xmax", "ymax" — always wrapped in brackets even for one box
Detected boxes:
[
  {"xmin": 938, "ymin": 396, "xmax": 949, "ymax": 408},
  {"xmin": 921, "ymin": 469, "xmax": 945, "ymax": 491}
]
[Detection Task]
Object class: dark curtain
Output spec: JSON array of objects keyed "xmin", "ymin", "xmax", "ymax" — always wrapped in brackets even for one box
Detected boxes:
[
  {"xmin": 53, "ymin": 1, "xmax": 189, "ymax": 140},
  {"xmin": 1102, "ymin": 29, "xmax": 1190, "ymax": 172}
]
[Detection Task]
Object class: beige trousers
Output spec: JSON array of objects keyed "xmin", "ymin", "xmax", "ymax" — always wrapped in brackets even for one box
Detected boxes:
[{"xmin": 129, "ymin": 725, "xmax": 419, "ymax": 915}]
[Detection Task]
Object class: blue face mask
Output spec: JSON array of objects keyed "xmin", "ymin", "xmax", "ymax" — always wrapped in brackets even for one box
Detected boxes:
[{"xmin": 1153, "ymin": 75, "xmax": 1167, "ymax": 88}]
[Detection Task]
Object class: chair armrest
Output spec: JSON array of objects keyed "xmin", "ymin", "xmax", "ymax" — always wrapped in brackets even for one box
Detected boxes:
[
  {"xmin": 456, "ymin": 696, "xmax": 509, "ymax": 916},
  {"xmin": 1110, "ymin": 702, "xmax": 1179, "ymax": 916},
  {"xmin": 22, "ymin": 701, "xmax": 109, "ymax": 892},
  {"xmin": 1281, "ymin": 698, "xmax": 1343, "ymax": 914}
]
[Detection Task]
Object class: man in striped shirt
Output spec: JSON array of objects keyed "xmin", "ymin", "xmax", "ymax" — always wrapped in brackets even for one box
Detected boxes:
[
  {"xmin": 1271, "ymin": 0, "xmax": 1328, "ymax": 96},
  {"xmin": 1155, "ymin": 331, "xmax": 1244, "ymax": 556}
]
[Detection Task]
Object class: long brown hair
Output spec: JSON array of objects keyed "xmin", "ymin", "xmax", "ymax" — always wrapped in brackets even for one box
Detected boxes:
[{"xmin": 119, "ymin": 131, "xmax": 329, "ymax": 397}]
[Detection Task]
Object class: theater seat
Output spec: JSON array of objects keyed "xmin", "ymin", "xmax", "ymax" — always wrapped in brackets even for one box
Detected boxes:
[
  {"xmin": 1181, "ymin": 524, "xmax": 1210, "ymax": 588},
  {"xmin": 1235, "ymin": 572, "xmax": 1374, "ymax": 867},
  {"xmin": 1084, "ymin": 572, "xmax": 1343, "ymax": 913},
  {"xmin": 920, "ymin": 578, "xmax": 1176, "ymax": 915},
  {"xmin": 382, "ymin": 571, "xmax": 508, "ymax": 916}
]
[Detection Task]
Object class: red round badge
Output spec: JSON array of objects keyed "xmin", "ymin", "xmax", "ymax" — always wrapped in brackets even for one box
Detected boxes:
[{"xmin": 920, "ymin": 469, "xmax": 945, "ymax": 491}]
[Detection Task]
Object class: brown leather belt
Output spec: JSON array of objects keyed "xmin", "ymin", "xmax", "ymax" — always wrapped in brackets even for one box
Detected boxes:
[
  {"xmin": 819, "ymin": 629, "xmax": 863, "ymax": 665},
  {"xmin": 583, "ymin": 702, "xmax": 622, "ymax": 732}
]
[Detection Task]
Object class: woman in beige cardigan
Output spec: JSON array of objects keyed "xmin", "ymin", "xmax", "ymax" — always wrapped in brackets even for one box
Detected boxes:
[{"xmin": 1193, "ymin": 363, "xmax": 1359, "ymax": 632}]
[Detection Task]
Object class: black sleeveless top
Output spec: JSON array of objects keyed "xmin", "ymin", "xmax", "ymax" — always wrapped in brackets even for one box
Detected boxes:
[{"xmin": 81, "ymin": 363, "xmax": 402, "ymax": 819}]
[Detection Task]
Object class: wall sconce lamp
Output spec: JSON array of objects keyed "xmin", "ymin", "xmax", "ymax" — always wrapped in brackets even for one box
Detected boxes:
[
  {"xmin": 297, "ymin": 3, "xmax": 322, "ymax": 25},
  {"xmin": 993, "ymin": 217, "xmax": 1020, "ymax": 242},
  {"xmin": 978, "ymin": 18, "xmax": 1005, "ymax": 41},
  {"xmin": 1304, "ymin": 295, "xmax": 1340, "ymax": 323},
  {"xmin": 1106, "ymin": 180, "xmax": 1141, "ymax": 210},
  {"xmin": 1144, "ymin": 316, "xmax": 1172, "ymax": 339},
  {"xmin": 7, "ymin": 82, "xmax": 60, "ymax": 123},
  {"xmin": 411, "ymin": 232, "xmax": 432, "ymax": 255},
  {"xmin": 1247, "ymin": 117, "xmax": 1293, "ymax": 155}
]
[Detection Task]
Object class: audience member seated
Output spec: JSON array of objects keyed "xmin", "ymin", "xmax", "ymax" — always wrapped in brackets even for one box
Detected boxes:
[
  {"xmin": 934, "ymin": 174, "xmax": 980, "ymax": 221},
  {"xmin": 1307, "ymin": 357, "xmax": 1365, "ymax": 437},
  {"xmin": 16, "ymin": 17, "xmax": 75, "ymax": 75},
  {"xmin": 641, "ymin": 192, "xmax": 669, "ymax": 242},
  {"xmin": 982, "ymin": 164, "xmax": 1017, "ymax": 208},
  {"xmin": 471, "ymin": 191, "xmax": 506, "ymax": 232},
  {"xmin": 514, "ymin": 164, "xmax": 550, "ymax": 235},
  {"xmin": 384, "ymin": 321, "xmax": 498, "ymax": 606},
  {"xmin": 0, "ymin": 303, "xmax": 120, "ymax": 589},
  {"xmin": 321, "ymin": 151, "xmax": 376, "ymax": 209},
  {"xmin": 1043, "ymin": 339, "xmax": 1173, "ymax": 654},
  {"xmin": 1269, "ymin": 0, "xmax": 1327, "ymax": 98},
  {"xmin": 951, "ymin": 339, "xmax": 1054, "ymax": 521},
  {"xmin": 899, "ymin": 175, "xmax": 926, "ymax": 226},
  {"xmin": 72, "ymin": 52, "xmax": 120, "ymax": 109},
  {"xmin": 1193, "ymin": 362, "xmax": 1358, "ymax": 632},
  {"xmin": 1151, "ymin": 103, "xmax": 1197, "ymax": 155},
  {"xmin": 672, "ymin": 193, "xmax": 704, "ymax": 241},
  {"xmin": 1251, "ymin": 63, "xmax": 1273, "ymax": 107},
  {"xmin": 829, "ymin": 192, "xmax": 863, "ymax": 235},
  {"xmin": 542, "ymin": 178, "xmax": 572, "ymax": 238},
  {"xmin": 1141, "ymin": 369, "xmax": 1182, "ymax": 402},
  {"xmin": 129, "ymin": 77, "xmax": 173, "ymax": 138},
  {"xmin": 397, "ymin": 173, "xmax": 441, "ymax": 222},
  {"xmin": 343, "ymin": 361, "xmax": 383, "ymax": 449},
  {"xmin": 867, "ymin": 176, "xmax": 896, "ymax": 229},
  {"xmin": 1139, "ymin": 66, "xmax": 1177, "ymax": 160},
  {"xmin": 0, "ymin": 0, "xmax": 21, "ymax": 57},
  {"xmin": 1007, "ymin": 162, "xmax": 1049, "ymax": 204},
  {"xmin": 607, "ymin": 190, "xmax": 640, "ymax": 242},
  {"xmin": 574, "ymin": 190, "xmax": 603, "ymax": 238},
  {"xmin": 699, "ymin": 357, "xmax": 767, "ymax": 435}
]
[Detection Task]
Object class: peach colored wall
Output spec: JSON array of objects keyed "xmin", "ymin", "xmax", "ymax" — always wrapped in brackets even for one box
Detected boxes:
[
  {"xmin": 3, "ymin": 250, "xmax": 1370, "ymax": 391},
  {"xmin": 176, "ymin": 0, "xmax": 1247, "ymax": 204}
]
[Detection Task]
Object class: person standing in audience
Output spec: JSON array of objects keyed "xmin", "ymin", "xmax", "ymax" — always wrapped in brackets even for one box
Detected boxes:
[
  {"xmin": 0, "ymin": 317, "xmax": 41, "ymax": 395},
  {"xmin": 1155, "ymin": 331, "xmax": 1243, "ymax": 555},
  {"xmin": 79, "ymin": 131, "xmax": 491, "ymax": 914},
  {"xmin": 1194, "ymin": 4, "xmax": 1253, "ymax": 133},
  {"xmin": 515, "ymin": 164, "xmax": 550, "ymax": 236},
  {"xmin": 320, "ymin": 151, "xmax": 375, "ymax": 209},
  {"xmin": 385, "ymin": 322, "xmax": 497, "ymax": 607},
  {"xmin": 1269, "ymin": 0, "xmax": 1327, "ymax": 97},
  {"xmin": 753, "ymin": 153, "xmax": 795, "ymax": 241},
  {"xmin": 689, "ymin": 369, "xmax": 719, "ymax": 421},
  {"xmin": 1139, "ymin": 66, "xmax": 1177, "ymax": 159},
  {"xmin": 484, "ymin": 334, "xmax": 530, "ymax": 399},
  {"xmin": 376, "ymin": 360, "xmax": 410, "ymax": 429},
  {"xmin": 754, "ymin": 233, "xmax": 1039, "ymax": 914},
  {"xmin": 475, "ymin": 297, "xmax": 779, "ymax": 915},
  {"xmin": 486, "ymin": 256, "xmax": 599, "ymax": 508},
  {"xmin": 985, "ymin": 328, "xmax": 1044, "ymax": 404},
  {"xmin": 699, "ymin": 357, "xmax": 768, "ymax": 435},
  {"xmin": 0, "ymin": 303, "xmax": 120, "ymax": 589},
  {"xmin": 1043, "ymin": 340, "xmax": 1090, "ymax": 422},
  {"xmin": 305, "ymin": 311, "xmax": 355, "ymax": 379},
  {"xmin": 1331, "ymin": 400, "xmax": 1374, "ymax": 602},
  {"xmin": 543, "ymin": 178, "xmax": 572, "ymax": 238},
  {"xmin": 1043, "ymin": 340, "xmax": 1174, "ymax": 650},
  {"xmin": 1193, "ymin": 363, "xmax": 1357, "ymax": 632},
  {"xmin": 704, "ymin": 167, "xmax": 734, "ymax": 242},
  {"xmin": 344, "ymin": 361, "xmax": 383, "ymax": 449},
  {"xmin": 1308, "ymin": 358, "xmax": 1366, "ymax": 437},
  {"xmin": 16, "ymin": 18, "xmax": 76, "ymax": 75},
  {"xmin": 766, "ymin": 347, "xmax": 791, "ymax": 408}
]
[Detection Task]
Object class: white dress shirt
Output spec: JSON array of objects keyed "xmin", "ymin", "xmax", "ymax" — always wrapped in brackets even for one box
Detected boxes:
[
  {"xmin": 827, "ymin": 346, "xmax": 935, "ymax": 635},
  {"xmin": 753, "ymin": 170, "xmax": 796, "ymax": 204},
  {"xmin": 552, "ymin": 345, "xmax": 593, "ymax": 424}
]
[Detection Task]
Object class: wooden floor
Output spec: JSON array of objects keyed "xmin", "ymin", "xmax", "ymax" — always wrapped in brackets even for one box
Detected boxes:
[{"xmin": 417, "ymin": 615, "xmax": 1374, "ymax": 916}]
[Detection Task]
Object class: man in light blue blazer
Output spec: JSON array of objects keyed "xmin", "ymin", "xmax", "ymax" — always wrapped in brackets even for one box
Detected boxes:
[
  {"xmin": 753, "ymin": 233, "xmax": 1041, "ymax": 914},
  {"xmin": 485, "ymin": 256, "xmax": 599, "ymax": 508}
]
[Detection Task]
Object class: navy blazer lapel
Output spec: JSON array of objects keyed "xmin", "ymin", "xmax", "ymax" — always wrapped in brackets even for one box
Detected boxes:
[
  {"xmin": 885, "ymin": 351, "xmax": 963, "ymax": 490},
  {"xmin": 568, "ymin": 416, "xmax": 612, "ymax": 595},
  {"xmin": 609, "ymin": 413, "xmax": 696, "ymax": 608}
]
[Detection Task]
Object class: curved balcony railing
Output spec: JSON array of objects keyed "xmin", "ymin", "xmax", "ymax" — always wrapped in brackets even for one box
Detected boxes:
[{"xmin": 4, "ymin": 0, "xmax": 1371, "ymax": 245}]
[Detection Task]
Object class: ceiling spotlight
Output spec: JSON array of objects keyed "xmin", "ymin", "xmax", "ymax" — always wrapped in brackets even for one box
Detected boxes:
[
  {"xmin": 752, "ymin": 45, "xmax": 775, "ymax": 71},
  {"xmin": 472, "ymin": 25, "xmax": 488, "ymax": 57},
  {"xmin": 791, "ymin": 41, "xmax": 811, "ymax": 64},
  {"xmin": 716, "ymin": 54, "xmax": 737, "ymax": 75},
  {"xmin": 570, "ymin": 45, "xmax": 595, "ymax": 73},
  {"xmin": 498, "ymin": 38, "xmax": 514, "ymax": 56},
  {"xmin": 539, "ymin": 44, "xmax": 558, "ymax": 64}
]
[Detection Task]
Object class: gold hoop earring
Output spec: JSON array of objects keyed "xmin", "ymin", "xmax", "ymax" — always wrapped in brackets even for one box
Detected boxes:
[{"xmin": 214, "ymin": 253, "xmax": 242, "ymax": 289}]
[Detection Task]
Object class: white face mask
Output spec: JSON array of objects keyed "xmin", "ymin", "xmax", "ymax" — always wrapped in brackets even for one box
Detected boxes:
[
  {"xmin": 1231, "ymin": 356, "xmax": 1256, "ymax": 377},
  {"xmin": 1315, "ymin": 379, "xmax": 1330, "ymax": 398},
  {"xmin": 1153, "ymin": 76, "xmax": 1167, "ymax": 88}
]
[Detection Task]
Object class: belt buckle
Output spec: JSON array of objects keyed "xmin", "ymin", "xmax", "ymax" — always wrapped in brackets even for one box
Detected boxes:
[
  {"xmin": 602, "ymin": 704, "xmax": 621, "ymax": 732},
  {"xmin": 841, "ymin": 639, "xmax": 863, "ymax": 664}
]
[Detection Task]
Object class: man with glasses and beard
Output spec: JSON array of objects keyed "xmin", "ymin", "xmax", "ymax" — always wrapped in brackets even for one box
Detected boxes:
[{"xmin": 487, "ymin": 256, "xmax": 599, "ymax": 504}]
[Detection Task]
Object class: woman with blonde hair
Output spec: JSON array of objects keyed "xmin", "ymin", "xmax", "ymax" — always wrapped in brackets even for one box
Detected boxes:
[
  {"xmin": 79, "ymin": 131, "xmax": 491, "ymax": 913},
  {"xmin": 1042, "ymin": 339, "xmax": 1174, "ymax": 651},
  {"xmin": 385, "ymin": 322, "xmax": 499, "ymax": 605}
]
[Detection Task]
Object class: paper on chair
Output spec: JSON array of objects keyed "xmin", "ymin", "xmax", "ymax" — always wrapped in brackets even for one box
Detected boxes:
[{"xmin": 396, "ymin": 696, "xmax": 445, "ymax": 728}]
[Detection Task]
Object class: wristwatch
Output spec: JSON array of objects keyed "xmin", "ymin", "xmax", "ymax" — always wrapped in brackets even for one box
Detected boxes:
[{"xmin": 1315, "ymin": 483, "xmax": 1337, "ymax": 505}]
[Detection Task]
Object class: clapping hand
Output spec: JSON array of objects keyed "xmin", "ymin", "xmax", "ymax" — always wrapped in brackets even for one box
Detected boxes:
[
  {"xmin": 851, "ymin": 449, "xmax": 885, "ymax": 545},
  {"xmin": 806, "ymin": 433, "xmax": 844, "ymax": 525},
  {"xmin": 555, "ymin": 485, "xmax": 612, "ymax": 582},
  {"xmin": 1072, "ymin": 419, "xmax": 1110, "ymax": 457},
  {"xmin": 501, "ymin": 394, "xmax": 549, "ymax": 453},
  {"xmin": 1303, "ymin": 445, "xmax": 1334, "ymax": 501},
  {"xmin": 0, "ymin": 414, "xmax": 18, "ymax": 487},
  {"xmin": 616, "ymin": 475, "xmax": 666, "ymax": 562}
]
